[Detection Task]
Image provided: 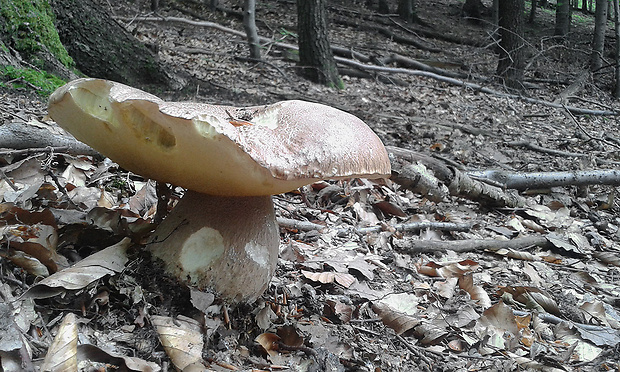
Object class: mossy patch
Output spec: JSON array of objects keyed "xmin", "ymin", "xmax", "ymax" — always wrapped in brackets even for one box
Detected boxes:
[
  {"xmin": 0, "ymin": 0, "xmax": 73, "ymax": 68},
  {"xmin": 0, "ymin": 64, "xmax": 65, "ymax": 97}
]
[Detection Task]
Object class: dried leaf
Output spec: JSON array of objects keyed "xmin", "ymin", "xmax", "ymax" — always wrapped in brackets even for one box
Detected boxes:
[
  {"xmin": 77, "ymin": 344, "xmax": 161, "ymax": 371},
  {"xmin": 475, "ymin": 301, "xmax": 519, "ymax": 353},
  {"xmin": 458, "ymin": 273, "xmax": 491, "ymax": 308},
  {"xmin": 5, "ymin": 250, "xmax": 49, "ymax": 277},
  {"xmin": 41, "ymin": 312, "xmax": 78, "ymax": 372},
  {"xmin": 372, "ymin": 302, "xmax": 420, "ymax": 335},
  {"xmin": 151, "ymin": 315, "xmax": 204, "ymax": 370},
  {"xmin": 373, "ymin": 200, "xmax": 407, "ymax": 217},
  {"xmin": 497, "ymin": 286, "xmax": 560, "ymax": 315},
  {"xmin": 256, "ymin": 304, "xmax": 277, "ymax": 331},
  {"xmin": 256, "ymin": 332, "xmax": 280, "ymax": 357},
  {"xmin": 277, "ymin": 325, "xmax": 304, "ymax": 348},
  {"xmin": 593, "ymin": 251, "xmax": 620, "ymax": 266},
  {"xmin": 23, "ymin": 238, "xmax": 130, "ymax": 299},
  {"xmin": 301, "ymin": 270, "xmax": 356, "ymax": 288},
  {"xmin": 417, "ymin": 260, "xmax": 479, "ymax": 278}
]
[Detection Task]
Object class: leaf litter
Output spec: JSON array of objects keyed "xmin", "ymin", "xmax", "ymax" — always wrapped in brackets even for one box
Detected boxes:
[{"xmin": 1, "ymin": 0, "xmax": 620, "ymax": 370}]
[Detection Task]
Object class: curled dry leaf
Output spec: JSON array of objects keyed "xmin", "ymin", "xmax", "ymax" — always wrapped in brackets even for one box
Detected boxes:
[
  {"xmin": 76, "ymin": 344, "xmax": 161, "ymax": 372},
  {"xmin": 371, "ymin": 302, "xmax": 420, "ymax": 335},
  {"xmin": 3, "ymin": 223, "xmax": 61, "ymax": 273},
  {"xmin": 4, "ymin": 250, "xmax": 49, "ymax": 277},
  {"xmin": 41, "ymin": 312, "xmax": 78, "ymax": 372},
  {"xmin": 256, "ymin": 332, "xmax": 280, "ymax": 357},
  {"xmin": 458, "ymin": 273, "xmax": 492, "ymax": 309},
  {"xmin": 301, "ymin": 270, "xmax": 356, "ymax": 288},
  {"xmin": 151, "ymin": 315, "xmax": 204, "ymax": 371},
  {"xmin": 497, "ymin": 286, "xmax": 560, "ymax": 316},
  {"xmin": 416, "ymin": 259, "xmax": 479, "ymax": 278},
  {"xmin": 493, "ymin": 248, "xmax": 537, "ymax": 261},
  {"xmin": 23, "ymin": 238, "xmax": 130, "ymax": 299}
]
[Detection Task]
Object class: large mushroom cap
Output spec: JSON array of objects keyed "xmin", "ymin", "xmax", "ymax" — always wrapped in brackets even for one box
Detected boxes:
[{"xmin": 48, "ymin": 78, "xmax": 390, "ymax": 196}]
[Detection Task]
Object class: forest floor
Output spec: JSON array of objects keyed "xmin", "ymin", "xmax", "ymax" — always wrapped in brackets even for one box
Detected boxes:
[{"xmin": 1, "ymin": 0, "xmax": 620, "ymax": 371}]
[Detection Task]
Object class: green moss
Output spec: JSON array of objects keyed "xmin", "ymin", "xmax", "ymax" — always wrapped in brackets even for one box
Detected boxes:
[
  {"xmin": 0, "ymin": 64, "xmax": 65, "ymax": 97},
  {"xmin": 0, "ymin": 0, "xmax": 74, "ymax": 68}
]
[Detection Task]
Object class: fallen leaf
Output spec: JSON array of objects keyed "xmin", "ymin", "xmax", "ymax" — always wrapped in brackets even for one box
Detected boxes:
[
  {"xmin": 151, "ymin": 315, "xmax": 205, "ymax": 370},
  {"xmin": 40, "ymin": 312, "xmax": 78, "ymax": 372},
  {"xmin": 23, "ymin": 238, "xmax": 130, "ymax": 299}
]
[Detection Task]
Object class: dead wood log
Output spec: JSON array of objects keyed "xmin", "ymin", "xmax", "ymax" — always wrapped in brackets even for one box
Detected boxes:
[
  {"xmin": 393, "ymin": 234, "xmax": 551, "ymax": 253},
  {"xmin": 468, "ymin": 169, "xmax": 620, "ymax": 190},
  {"xmin": 387, "ymin": 146, "xmax": 526, "ymax": 208},
  {"xmin": 0, "ymin": 121, "xmax": 100, "ymax": 157}
]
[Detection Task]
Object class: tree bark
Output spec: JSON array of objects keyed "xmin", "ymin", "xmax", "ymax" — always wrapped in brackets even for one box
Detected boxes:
[
  {"xmin": 398, "ymin": 0, "xmax": 415, "ymax": 23},
  {"xmin": 529, "ymin": 0, "xmax": 538, "ymax": 23},
  {"xmin": 590, "ymin": 0, "xmax": 608, "ymax": 72},
  {"xmin": 555, "ymin": 0, "xmax": 571, "ymax": 36},
  {"xmin": 49, "ymin": 0, "xmax": 177, "ymax": 90},
  {"xmin": 497, "ymin": 0, "xmax": 525, "ymax": 90},
  {"xmin": 242, "ymin": 0, "xmax": 261, "ymax": 59},
  {"xmin": 296, "ymin": 0, "xmax": 342, "ymax": 88},
  {"xmin": 462, "ymin": 0, "xmax": 484, "ymax": 24}
]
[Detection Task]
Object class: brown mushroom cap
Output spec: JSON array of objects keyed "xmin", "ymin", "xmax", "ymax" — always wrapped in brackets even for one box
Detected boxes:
[{"xmin": 48, "ymin": 78, "xmax": 390, "ymax": 196}]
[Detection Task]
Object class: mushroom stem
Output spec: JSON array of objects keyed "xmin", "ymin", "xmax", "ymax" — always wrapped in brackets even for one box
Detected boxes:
[{"xmin": 147, "ymin": 191, "xmax": 279, "ymax": 303}]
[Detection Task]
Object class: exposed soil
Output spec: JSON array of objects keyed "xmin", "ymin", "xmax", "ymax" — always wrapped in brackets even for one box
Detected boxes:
[{"xmin": 1, "ymin": 0, "xmax": 620, "ymax": 371}]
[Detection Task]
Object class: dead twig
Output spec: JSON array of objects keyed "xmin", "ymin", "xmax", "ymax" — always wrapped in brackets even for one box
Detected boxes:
[{"xmin": 506, "ymin": 140, "xmax": 589, "ymax": 158}]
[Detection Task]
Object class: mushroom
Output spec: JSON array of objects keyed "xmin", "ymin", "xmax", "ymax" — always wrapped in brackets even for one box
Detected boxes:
[{"xmin": 48, "ymin": 78, "xmax": 391, "ymax": 303}]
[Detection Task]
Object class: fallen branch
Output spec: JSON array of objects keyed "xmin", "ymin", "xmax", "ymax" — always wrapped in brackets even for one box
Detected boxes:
[
  {"xmin": 467, "ymin": 169, "xmax": 620, "ymax": 190},
  {"xmin": 394, "ymin": 235, "xmax": 550, "ymax": 253},
  {"xmin": 0, "ymin": 122, "xmax": 101, "ymax": 157},
  {"xmin": 388, "ymin": 146, "xmax": 526, "ymax": 208},
  {"xmin": 275, "ymin": 217, "xmax": 471, "ymax": 235}
]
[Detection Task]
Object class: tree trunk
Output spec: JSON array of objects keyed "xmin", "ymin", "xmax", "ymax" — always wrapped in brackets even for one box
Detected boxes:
[
  {"xmin": 497, "ymin": 0, "xmax": 525, "ymax": 91},
  {"xmin": 398, "ymin": 0, "xmax": 415, "ymax": 23},
  {"xmin": 296, "ymin": 0, "xmax": 342, "ymax": 88},
  {"xmin": 49, "ymin": 0, "xmax": 176, "ymax": 90},
  {"xmin": 555, "ymin": 0, "xmax": 571, "ymax": 36},
  {"xmin": 581, "ymin": 0, "xmax": 588, "ymax": 12},
  {"xmin": 242, "ymin": 0, "xmax": 261, "ymax": 59},
  {"xmin": 614, "ymin": 0, "xmax": 620, "ymax": 97},
  {"xmin": 462, "ymin": 0, "xmax": 484, "ymax": 24},
  {"xmin": 529, "ymin": 0, "xmax": 538, "ymax": 23},
  {"xmin": 591, "ymin": 0, "xmax": 608, "ymax": 72}
]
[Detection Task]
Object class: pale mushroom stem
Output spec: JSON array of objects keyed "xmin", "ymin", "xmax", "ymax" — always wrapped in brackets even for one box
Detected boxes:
[{"xmin": 147, "ymin": 191, "xmax": 279, "ymax": 303}]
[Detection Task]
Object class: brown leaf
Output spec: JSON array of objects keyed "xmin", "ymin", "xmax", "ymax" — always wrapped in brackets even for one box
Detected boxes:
[
  {"xmin": 41, "ymin": 312, "xmax": 78, "ymax": 372},
  {"xmin": 256, "ymin": 332, "xmax": 280, "ymax": 357},
  {"xmin": 459, "ymin": 273, "xmax": 492, "ymax": 308},
  {"xmin": 373, "ymin": 200, "xmax": 407, "ymax": 218},
  {"xmin": 23, "ymin": 238, "xmax": 130, "ymax": 299},
  {"xmin": 152, "ymin": 315, "xmax": 204, "ymax": 371},
  {"xmin": 301, "ymin": 270, "xmax": 356, "ymax": 288},
  {"xmin": 372, "ymin": 302, "xmax": 420, "ymax": 335}
]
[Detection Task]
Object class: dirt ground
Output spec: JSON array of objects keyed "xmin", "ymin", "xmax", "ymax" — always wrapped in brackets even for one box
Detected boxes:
[{"xmin": 1, "ymin": 0, "xmax": 620, "ymax": 371}]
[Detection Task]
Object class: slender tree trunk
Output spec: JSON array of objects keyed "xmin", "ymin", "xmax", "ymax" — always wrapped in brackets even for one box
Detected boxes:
[
  {"xmin": 581, "ymin": 0, "xmax": 588, "ymax": 12},
  {"xmin": 614, "ymin": 0, "xmax": 620, "ymax": 97},
  {"xmin": 243, "ymin": 0, "xmax": 260, "ymax": 59},
  {"xmin": 296, "ymin": 0, "xmax": 342, "ymax": 88},
  {"xmin": 591, "ymin": 0, "xmax": 608, "ymax": 72},
  {"xmin": 497, "ymin": 0, "xmax": 525, "ymax": 90},
  {"xmin": 529, "ymin": 0, "xmax": 538, "ymax": 23},
  {"xmin": 555, "ymin": 0, "xmax": 571, "ymax": 36}
]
